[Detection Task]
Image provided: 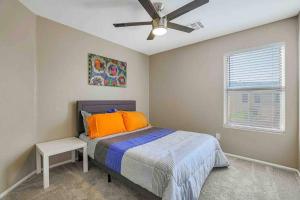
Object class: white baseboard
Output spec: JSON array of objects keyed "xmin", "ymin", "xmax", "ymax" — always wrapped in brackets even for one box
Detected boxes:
[
  {"xmin": 0, "ymin": 159, "xmax": 73, "ymax": 199},
  {"xmin": 225, "ymin": 153, "xmax": 300, "ymax": 176},
  {"xmin": 0, "ymin": 171, "xmax": 36, "ymax": 200},
  {"xmin": 49, "ymin": 159, "xmax": 73, "ymax": 169}
]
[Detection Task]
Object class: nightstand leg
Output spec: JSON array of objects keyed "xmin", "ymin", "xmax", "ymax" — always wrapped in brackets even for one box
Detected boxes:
[
  {"xmin": 83, "ymin": 146, "xmax": 88, "ymax": 172},
  {"xmin": 43, "ymin": 155, "xmax": 49, "ymax": 188},
  {"xmin": 71, "ymin": 150, "xmax": 76, "ymax": 162},
  {"xmin": 36, "ymin": 149, "xmax": 41, "ymax": 174}
]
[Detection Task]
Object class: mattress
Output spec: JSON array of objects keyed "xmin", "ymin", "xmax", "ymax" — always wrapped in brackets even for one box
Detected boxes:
[{"xmin": 80, "ymin": 127, "xmax": 229, "ymax": 200}]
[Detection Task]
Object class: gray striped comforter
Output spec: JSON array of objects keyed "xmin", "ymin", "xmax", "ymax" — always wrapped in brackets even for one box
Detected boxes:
[{"xmin": 81, "ymin": 127, "xmax": 229, "ymax": 200}]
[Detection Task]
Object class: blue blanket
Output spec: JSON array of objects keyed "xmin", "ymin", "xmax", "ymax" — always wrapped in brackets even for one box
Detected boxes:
[{"xmin": 103, "ymin": 128, "xmax": 174, "ymax": 173}]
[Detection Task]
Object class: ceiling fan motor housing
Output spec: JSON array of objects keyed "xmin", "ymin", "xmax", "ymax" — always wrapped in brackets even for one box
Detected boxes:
[{"xmin": 152, "ymin": 17, "xmax": 167, "ymax": 30}]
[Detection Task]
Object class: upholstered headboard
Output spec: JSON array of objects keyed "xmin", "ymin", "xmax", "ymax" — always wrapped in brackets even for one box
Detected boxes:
[{"xmin": 76, "ymin": 100, "xmax": 136, "ymax": 136}]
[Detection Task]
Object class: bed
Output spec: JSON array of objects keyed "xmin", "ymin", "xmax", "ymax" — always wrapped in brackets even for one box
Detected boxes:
[{"xmin": 77, "ymin": 100, "xmax": 229, "ymax": 200}]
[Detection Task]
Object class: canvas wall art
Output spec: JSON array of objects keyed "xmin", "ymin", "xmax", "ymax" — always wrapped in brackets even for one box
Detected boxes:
[{"xmin": 88, "ymin": 53, "xmax": 127, "ymax": 87}]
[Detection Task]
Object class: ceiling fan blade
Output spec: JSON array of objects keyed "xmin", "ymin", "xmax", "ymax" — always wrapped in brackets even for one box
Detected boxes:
[
  {"xmin": 165, "ymin": 0, "xmax": 209, "ymax": 21},
  {"xmin": 168, "ymin": 22, "xmax": 194, "ymax": 33},
  {"xmin": 147, "ymin": 31, "xmax": 155, "ymax": 40},
  {"xmin": 138, "ymin": 0, "xmax": 160, "ymax": 19},
  {"xmin": 113, "ymin": 21, "xmax": 152, "ymax": 27}
]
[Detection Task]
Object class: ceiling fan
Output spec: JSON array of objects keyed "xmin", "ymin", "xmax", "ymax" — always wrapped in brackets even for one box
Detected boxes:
[{"xmin": 113, "ymin": 0, "xmax": 209, "ymax": 40}]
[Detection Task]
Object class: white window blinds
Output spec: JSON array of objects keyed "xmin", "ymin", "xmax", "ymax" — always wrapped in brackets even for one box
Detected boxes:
[{"xmin": 224, "ymin": 43, "xmax": 285, "ymax": 132}]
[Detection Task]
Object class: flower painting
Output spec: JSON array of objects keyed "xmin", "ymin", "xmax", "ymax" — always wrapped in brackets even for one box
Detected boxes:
[{"xmin": 88, "ymin": 53, "xmax": 127, "ymax": 87}]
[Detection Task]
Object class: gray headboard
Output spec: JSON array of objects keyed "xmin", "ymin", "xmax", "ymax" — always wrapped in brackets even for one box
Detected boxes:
[{"xmin": 77, "ymin": 100, "xmax": 136, "ymax": 136}]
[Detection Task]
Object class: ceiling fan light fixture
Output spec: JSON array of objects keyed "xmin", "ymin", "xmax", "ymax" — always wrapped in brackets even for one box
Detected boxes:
[
  {"xmin": 152, "ymin": 27, "xmax": 167, "ymax": 36},
  {"xmin": 152, "ymin": 17, "xmax": 167, "ymax": 36}
]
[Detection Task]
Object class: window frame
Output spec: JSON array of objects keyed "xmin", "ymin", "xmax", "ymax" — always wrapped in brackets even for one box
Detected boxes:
[{"xmin": 223, "ymin": 43, "xmax": 286, "ymax": 134}]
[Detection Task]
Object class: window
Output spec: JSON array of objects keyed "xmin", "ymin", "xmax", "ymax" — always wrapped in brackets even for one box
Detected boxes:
[{"xmin": 224, "ymin": 43, "xmax": 285, "ymax": 133}]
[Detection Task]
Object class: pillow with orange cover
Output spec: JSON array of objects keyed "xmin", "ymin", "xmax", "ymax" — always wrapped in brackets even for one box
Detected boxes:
[
  {"xmin": 120, "ymin": 111, "xmax": 148, "ymax": 131},
  {"xmin": 86, "ymin": 112, "xmax": 126, "ymax": 139}
]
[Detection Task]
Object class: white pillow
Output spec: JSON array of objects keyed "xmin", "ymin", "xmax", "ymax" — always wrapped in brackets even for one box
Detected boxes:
[{"xmin": 81, "ymin": 110, "xmax": 91, "ymax": 135}]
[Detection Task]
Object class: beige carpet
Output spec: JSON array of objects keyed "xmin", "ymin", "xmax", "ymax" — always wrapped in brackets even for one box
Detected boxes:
[{"xmin": 3, "ymin": 156, "xmax": 300, "ymax": 200}]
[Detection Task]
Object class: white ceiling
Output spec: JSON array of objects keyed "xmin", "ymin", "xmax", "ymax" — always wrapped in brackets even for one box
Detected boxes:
[{"xmin": 19, "ymin": 0, "xmax": 300, "ymax": 55}]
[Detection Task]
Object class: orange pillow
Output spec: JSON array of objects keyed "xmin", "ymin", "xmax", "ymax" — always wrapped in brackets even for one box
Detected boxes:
[
  {"xmin": 86, "ymin": 112, "xmax": 126, "ymax": 139},
  {"xmin": 120, "ymin": 111, "xmax": 148, "ymax": 131}
]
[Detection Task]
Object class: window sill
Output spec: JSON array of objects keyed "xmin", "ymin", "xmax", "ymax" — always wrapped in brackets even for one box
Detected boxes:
[{"xmin": 223, "ymin": 124, "xmax": 284, "ymax": 134}]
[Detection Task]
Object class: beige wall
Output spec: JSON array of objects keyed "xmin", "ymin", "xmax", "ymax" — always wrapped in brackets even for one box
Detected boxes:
[
  {"xmin": 36, "ymin": 16, "xmax": 149, "ymax": 143},
  {"xmin": 0, "ymin": 1, "xmax": 149, "ymax": 194},
  {"xmin": 150, "ymin": 17, "xmax": 299, "ymax": 168},
  {"xmin": 0, "ymin": 0, "xmax": 37, "ymax": 193},
  {"xmin": 298, "ymin": 13, "xmax": 300, "ymax": 170},
  {"xmin": 0, "ymin": 0, "xmax": 298, "ymax": 195}
]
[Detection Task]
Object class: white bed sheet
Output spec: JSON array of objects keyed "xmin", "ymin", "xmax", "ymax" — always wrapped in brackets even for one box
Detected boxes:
[{"xmin": 79, "ymin": 125, "xmax": 153, "ymax": 159}]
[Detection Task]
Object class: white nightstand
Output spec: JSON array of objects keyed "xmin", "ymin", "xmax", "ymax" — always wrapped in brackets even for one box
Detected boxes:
[{"xmin": 36, "ymin": 137, "xmax": 88, "ymax": 189}]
